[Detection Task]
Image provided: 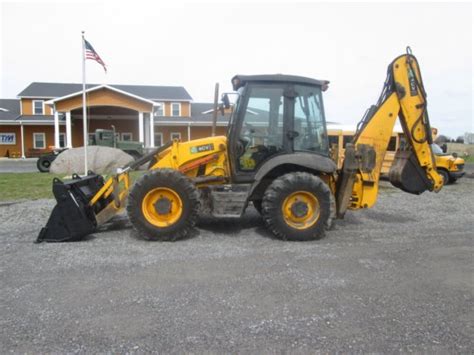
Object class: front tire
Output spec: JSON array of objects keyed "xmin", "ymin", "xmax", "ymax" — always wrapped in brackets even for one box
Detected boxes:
[
  {"xmin": 438, "ymin": 169, "xmax": 450, "ymax": 185},
  {"xmin": 127, "ymin": 169, "xmax": 199, "ymax": 241},
  {"xmin": 262, "ymin": 172, "xmax": 331, "ymax": 241},
  {"xmin": 253, "ymin": 200, "xmax": 263, "ymax": 215}
]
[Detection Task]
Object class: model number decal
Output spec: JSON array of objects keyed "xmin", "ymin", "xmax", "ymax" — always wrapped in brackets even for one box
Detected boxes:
[
  {"xmin": 190, "ymin": 143, "xmax": 214, "ymax": 154},
  {"xmin": 408, "ymin": 67, "xmax": 418, "ymax": 96}
]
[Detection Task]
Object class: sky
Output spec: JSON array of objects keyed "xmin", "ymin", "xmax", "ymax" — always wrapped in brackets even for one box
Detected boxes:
[{"xmin": 1, "ymin": 0, "xmax": 472, "ymax": 138}]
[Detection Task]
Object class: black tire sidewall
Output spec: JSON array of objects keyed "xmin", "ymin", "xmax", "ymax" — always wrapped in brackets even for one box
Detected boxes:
[
  {"xmin": 262, "ymin": 172, "xmax": 331, "ymax": 241},
  {"xmin": 37, "ymin": 157, "xmax": 51, "ymax": 172},
  {"xmin": 253, "ymin": 200, "xmax": 263, "ymax": 215},
  {"xmin": 438, "ymin": 169, "xmax": 450, "ymax": 185},
  {"xmin": 127, "ymin": 169, "xmax": 199, "ymax": 241}
]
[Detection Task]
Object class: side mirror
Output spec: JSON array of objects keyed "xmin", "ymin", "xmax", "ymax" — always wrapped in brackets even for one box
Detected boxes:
[{"xmin": 452, "ymin": 152, "xmax": 458, "ymax": 158}]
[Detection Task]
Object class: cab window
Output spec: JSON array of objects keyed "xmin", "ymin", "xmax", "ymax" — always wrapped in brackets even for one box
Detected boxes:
[
  {"xmin": 237, "ymin": 84, "xmax": 285, "ymax": 171},
  {"xmin": 343, "ymin": 135, "xmax": 353, "ymax": 148},
  {"xmin": 293, "ymin": 84, "xmax": 328, "ymax": 154}
]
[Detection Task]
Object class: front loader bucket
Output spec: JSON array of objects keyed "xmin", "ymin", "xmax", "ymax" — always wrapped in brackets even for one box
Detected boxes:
[
  {"xmin": 389, "ymin": 150, "xmax": 433, "ymax": 195},
  {"xmin": 36, "ymin": 173, "xmax": 107, "ymax": 243}
]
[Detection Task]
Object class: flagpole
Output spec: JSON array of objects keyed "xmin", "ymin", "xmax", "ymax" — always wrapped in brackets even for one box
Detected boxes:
[{"xmin": 81, "ymin": 31, "xmax": 88, "ymax": 176}]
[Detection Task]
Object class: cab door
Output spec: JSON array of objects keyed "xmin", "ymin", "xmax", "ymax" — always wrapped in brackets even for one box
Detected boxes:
[{"xmin": 228, "ymin": 82, "xmax": 292, "ymax": 183}]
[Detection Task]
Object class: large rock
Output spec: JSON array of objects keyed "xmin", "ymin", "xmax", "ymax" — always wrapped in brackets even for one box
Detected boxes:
[{"xmin": 50, "ymin": 146, "xmax": 134, "ymax": 175}]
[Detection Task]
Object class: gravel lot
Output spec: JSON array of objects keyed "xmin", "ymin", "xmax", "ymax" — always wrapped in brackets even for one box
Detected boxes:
[{"xmin": 0, "ymin": 179, "xmax": 473, "ymax": 353}]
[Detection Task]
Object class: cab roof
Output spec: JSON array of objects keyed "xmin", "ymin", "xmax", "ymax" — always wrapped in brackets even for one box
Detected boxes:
[{"xmin": 231, "ymin": 74, "xmax": 329, "ymax": 91}]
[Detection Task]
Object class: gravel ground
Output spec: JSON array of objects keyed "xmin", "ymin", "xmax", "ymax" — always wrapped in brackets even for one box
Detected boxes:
[{"xmin": 0, "ymin": 179, "xmax": 473, "ymax": 353}]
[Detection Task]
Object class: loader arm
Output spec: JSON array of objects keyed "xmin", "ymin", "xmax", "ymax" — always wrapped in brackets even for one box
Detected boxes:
[{"xmin": 336, "ymin": 47, "xmax": 443, "ymax": 217}]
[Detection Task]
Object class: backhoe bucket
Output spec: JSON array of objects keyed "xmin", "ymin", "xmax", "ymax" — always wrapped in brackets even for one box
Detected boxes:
[
  {"xmin": 389, "ymin": 150, "xmax": 433, "ymax": 195},
  {"xmin": 36, "ymin": 173, "xmax": 107, "ymax": 243}
]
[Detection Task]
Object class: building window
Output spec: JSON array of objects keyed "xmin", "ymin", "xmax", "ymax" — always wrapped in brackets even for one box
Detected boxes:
[
  {"xmin": 121, "ymin": 132, "xmax": 133, "ymax": 141},
  {"xmin": 59, "ymin": 133, "xmax": 66, "ymax": 148},
  {"xmin": 32, "ymin": 100, "xmax": 44, "ymax": 115},
  {"xmin": 171, "ymin": 132, "xmax": 181, "ymax": 141},
  {"xmin": 154, "ymin": 132, "xmax": 163, "ymax": 146},
  {"xmin": 171, "ymin": 103, "xmax": 181, "ymax": 117},
  {"xmin": 33, "ymin": 133, "xmax": 46, "ymax": 149},
  {"xmin": 156, "ymin": 103, "xmax": 164, "ymax": 116}
]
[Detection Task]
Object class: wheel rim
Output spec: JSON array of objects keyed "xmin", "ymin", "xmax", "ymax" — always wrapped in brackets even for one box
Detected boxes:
[
  {"xmin": 141, "ymin": 187, "xmax": 183, "ymax": 227},
  {"xmin": 42, "ymin": 160, "xmax": 50, "ymax": 168},
  {"xmin": 281, "ymin": 190, "xmax": 320, "ymax": 230}
]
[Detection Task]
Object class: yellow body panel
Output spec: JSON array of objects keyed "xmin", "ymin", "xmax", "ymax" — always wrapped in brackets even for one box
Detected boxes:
[
  {"xmin": 93, "ymin": 171, "xmax": 131, "ymax": 226},
  {"xmin": 435, "ymin": 155, "xmax": 465, "ymax": 173},
  {"xmin": 150, "ymin": 136, "xmax": 231, "ymax": 182}
]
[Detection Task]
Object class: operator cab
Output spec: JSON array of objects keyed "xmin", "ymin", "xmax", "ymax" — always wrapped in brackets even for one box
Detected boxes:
[{"xmin": 227, "ymin": 74, "xmax": 331, "ymax": 182}]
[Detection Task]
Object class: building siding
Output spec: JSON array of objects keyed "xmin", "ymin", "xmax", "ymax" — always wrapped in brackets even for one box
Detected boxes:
[
  {"xmin": 0, "ymin": 126, "xmax": 21, "ymax": 157},
  {"xmin": 154, "ymin": 125, "xmax": 228, "ymax": 144},
  {"xmin": 55, "ymin": 88, "xmax": 153, "ymax": 113},
  {"xmin": 0, "ymin": 125, "xmax": 67, "ymax": 157},
  {"xmin": 21, "ymin": 99, "xmax": 53, "ymax": 115},
  {"xmin": 157, "ymin": 102, "xmax": 190, "ymax": 117},
  {"xmin": 3, "ymin": 83, "xmax": 222, "ymax": 159}
]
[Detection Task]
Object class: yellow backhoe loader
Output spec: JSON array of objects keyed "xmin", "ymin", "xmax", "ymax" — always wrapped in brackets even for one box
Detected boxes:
[{"xmin": 37, "ymin": 47, "xmax": 443, "ymax": 243}]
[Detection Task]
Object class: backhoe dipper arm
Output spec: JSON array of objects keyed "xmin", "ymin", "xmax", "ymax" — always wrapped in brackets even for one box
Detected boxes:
[{"xmin": 336, "ymin": 48, "xmax": 443, "ymax": 217}]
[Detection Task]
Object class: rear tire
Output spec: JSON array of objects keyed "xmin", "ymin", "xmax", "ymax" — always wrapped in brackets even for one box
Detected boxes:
[
  {"xmin": 127, "ymin": 169, "xmax": 199, "ymax": 241},
  {"xmin": 262, "ymin": 172, "xmax": 331, "ymax": 241}
]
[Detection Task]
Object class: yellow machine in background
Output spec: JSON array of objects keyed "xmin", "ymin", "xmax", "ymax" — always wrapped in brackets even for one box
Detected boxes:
[
  {"xmin": 328, "ymin": 125, "xmax": 402, "ymax": 175},
  {"xmin": 37, "ymin": 47, "xmax": 444, "ymax": 243},
  {"xmin": 329, "ymin": 126, "xmax": 465, "ymax": 184}
]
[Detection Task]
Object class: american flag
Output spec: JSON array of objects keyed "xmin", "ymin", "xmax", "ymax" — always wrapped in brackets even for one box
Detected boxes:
[{"xmin": 84, "ymin": 39, "xmax": 107, "ymax": 73}]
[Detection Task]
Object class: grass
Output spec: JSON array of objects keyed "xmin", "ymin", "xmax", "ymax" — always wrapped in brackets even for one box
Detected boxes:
[
  {"xmin": 463, "ymin": 155, "xmax": 474, "ymax": 163},
  {"xmin": 0, "ymin": 171, "xmax": 145, "ymax": 202}
]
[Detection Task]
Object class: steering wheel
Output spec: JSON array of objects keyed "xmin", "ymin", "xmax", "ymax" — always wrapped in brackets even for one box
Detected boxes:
[{"xmin": 236, "ymin": 136, "xmax": 251, "ymax": 156}]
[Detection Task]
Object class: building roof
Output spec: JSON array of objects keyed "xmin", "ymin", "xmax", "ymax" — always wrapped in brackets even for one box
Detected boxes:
[
  {"xmin": 0, "ymin": 99, "xmax": 20, "ymax": 121},
  {"xmin": 17, "ymin": 82, "xmax": 193, "ymax": 101}
]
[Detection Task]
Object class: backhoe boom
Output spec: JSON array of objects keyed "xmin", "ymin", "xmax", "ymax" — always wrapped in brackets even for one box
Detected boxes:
[{"xmin": 336, "ymin": 48, "xmax": 443, "ymax": 217}]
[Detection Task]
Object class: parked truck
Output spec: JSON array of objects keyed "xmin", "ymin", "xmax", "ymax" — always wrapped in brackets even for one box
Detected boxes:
[{"xmin": 36, "ymin": 127, "xmax": 144, "ymax": 172}]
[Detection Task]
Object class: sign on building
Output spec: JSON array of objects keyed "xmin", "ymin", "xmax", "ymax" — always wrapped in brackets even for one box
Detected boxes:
[{"xmin": 0, "ymin": 133, "xmax": 16, "ymax": 145}]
